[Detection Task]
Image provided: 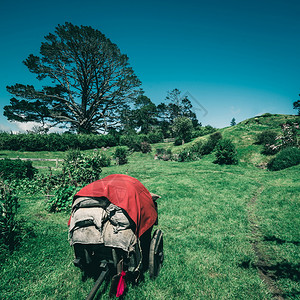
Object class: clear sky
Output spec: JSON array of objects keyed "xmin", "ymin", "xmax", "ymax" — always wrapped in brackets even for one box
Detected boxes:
[{"xmin": 0, "ymin": 0, "xmax": 299, "ymax": 132}]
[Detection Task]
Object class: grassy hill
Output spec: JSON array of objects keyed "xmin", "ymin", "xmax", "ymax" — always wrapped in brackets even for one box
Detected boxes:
[
  {"xmin": 221, "ymin": 113, "xmax": 299, "ymax": 165},
  {"xmin": 0, "ymin": 114, "xmax": 299, "ymax": 299},
  {"xmin": 175, "ymin": 113, "xmax": 300, "ymax": 167}
]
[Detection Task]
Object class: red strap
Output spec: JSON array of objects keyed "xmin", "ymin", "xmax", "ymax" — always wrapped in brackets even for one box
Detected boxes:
[
  {"xmin": 116, "ymin": 271, "xmax": 126, "ymax": 297},
  {"xmin": 67, "ymin": 215, "xmax": 71, "ymax": 226}
]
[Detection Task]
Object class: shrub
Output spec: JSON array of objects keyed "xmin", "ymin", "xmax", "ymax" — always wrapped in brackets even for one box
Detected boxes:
[
  {"xmin": 192, "ymin": 125, "xmax": 216, "ymax": 138},
  {"xmin": 147, "ymin": 130, "xmax": 164, "ymax": 143},
  {"xmin": 214, "ymin": 139, "xmax": 238, "ymax": 165},
  {"xmin": 114, "ymin": 147, "xmax": 128, "ymax": 165},
  {"xmin": 0, "ymin": 132, "xmax": 117, "ymax": 151},
  {"xmin": 201, "ymin": 132, "xmax": 222, "ymax": 155},
  {"xmin": 267, "ymin": 147, "xmax": 300, "ymax": 171},
  {"xmin": 256, "ymin": 130, "xmax": 277, "ymax": 145},
  {"xmin": 0, "ymin": 182, "xmax": 21, "ymax": 254},
  {"xmin": 63, "ymin": 150, "xmax": 103, "ymax": 185},
  {"xmin": 0, "ymin": 159, "xmax": 38, "ymax": 180},
  {"xmin": 155, "ymin": 148, "xmax": 172, "ymax": 161},
  {"xmin": 141, "ymin": 142, "xmax": 152, "ymax": 153},
  {"xmin": 47, "ymin": 185, "xmax": 77, "ymax": 212},
  {"xmin": 119, "ymin": 135, "xmax": 142, "ymax": 151},
  {"xmin": 178, "ymin": 149, "xmax": 199, "ymax": 162},
  {"xmin": 174, "ymin": 137, "xmax": 183, "ymax": 146},
  {"xmin": 190, "ymin": 141, "xmax": 203, "ymax": 155},
  {"xmin": 97, "ymin": 152, "xmax": 111, "ymax": 167},
  {"xmin": 256, "ymin": 130, "xmax": 280, "ymax": 155}
]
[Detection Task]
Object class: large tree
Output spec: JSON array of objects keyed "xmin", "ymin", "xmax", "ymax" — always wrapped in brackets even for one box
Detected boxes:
[{"xmin": 4, "ymin": 22, "xmax": 141, "ymax": 133}]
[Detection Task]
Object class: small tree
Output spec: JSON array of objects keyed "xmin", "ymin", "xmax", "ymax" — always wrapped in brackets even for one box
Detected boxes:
[
  {"xmin": 230, "ymin": 118, "xmax": 236, "ymax": 126},
  {"xmin": 114, "ymin": 147, "xmax": 128, "ymax": 165},
  {"xmin": 214, "ymin": 139, "xmax": 238, "ymax": 165},
  {"xmin": 293, "ymin": 95, "xmax": 300, "ymax": 115},
  {"xmin": 172, "ymin": 117, "xmax": 193, "ymax": 145}
]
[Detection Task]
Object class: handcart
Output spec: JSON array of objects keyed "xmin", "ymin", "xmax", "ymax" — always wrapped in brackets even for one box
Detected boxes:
[{"xmin": 68, "ymin": 174, "xmax": 164, "ymax": 299}]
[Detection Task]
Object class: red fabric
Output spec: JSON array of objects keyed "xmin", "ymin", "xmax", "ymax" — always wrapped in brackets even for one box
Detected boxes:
[
  {"xmin": 116, "ymin": 271, "xmax": 126, "ymax": 297},
  {"xmin": 74, "ymin": 174, "xmax": 157, "ymax": 237}
]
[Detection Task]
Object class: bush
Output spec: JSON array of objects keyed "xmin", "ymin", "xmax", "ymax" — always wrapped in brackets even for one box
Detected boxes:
[
  {"xmin": 201, "ymin": 132, "xmax": 222, "ymax": 155},
  {"xmin": 178, "ymin": 149, "xmax": 199, "ymax": 162},
  {"xmin": 119, "ymin": 135, "xmax": 142, "ymax": 152},
  {"xmin": 267, "ymin": 147, "xmax": 300, "ymax": 171},
  {"xmin": 214, "ymin": 139, "xmax": 238, "ymax": 165},
  {"xmin": 257, "ymin": 129, "xmax": 280, "ymax": 155},
  {"xmin": 0, "ymin": 132, "xmax": 117, "ymax": 151},
  {"xmin": 190, "ymin": 141, "xmax": 203, "ymax": 154},
  {"xmin": 47, "ymin": 185, "xmax": 77, "ymax": 212},
  {"xmin": 114, "ymin": 147, "xmax": 128, "ymax": 165},
  {"xmin": 192, "ymin": 125, "xmax": 216, "ymax": 138},
  {"xmin": 63, "ymin": 150, "xmax": 103, "ymax": 185},
  {"xmin": 256, "ymin": 130, "xmax": 278, "ymax": 145},
  {"xmin": 147, "ymin": 130, "xmax": 164, "ymax": 143},
  {"xmin": 97, "ymin": 152, "xmax": 111, "ymax": 167},
  {"xmin": 0, "ymin": 159, "xmax": 38, "ymax": 180},
  {"xmin": 141, "ymin": 142, "xmax": 152, "ymax": 153},
  {"xmin": 155, "ymin": 148, "xmax": 173, "ymax": 161},
  {"xmin": 0, "ymin": 182, "xmax": 21, "ymax": 254}
]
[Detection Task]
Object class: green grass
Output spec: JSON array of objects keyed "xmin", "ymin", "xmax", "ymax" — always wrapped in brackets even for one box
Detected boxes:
[
  {"xmin": 0, "ymin": 113, "xmax": 299, "ymax": 299},
  {"xmin": 0, "ymin": 150, "xmax": 299, "ymax": 299}
]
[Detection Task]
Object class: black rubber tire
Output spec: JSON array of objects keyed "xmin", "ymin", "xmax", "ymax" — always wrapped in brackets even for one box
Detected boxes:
[{"xmin": 149, "ymin": 229, "xmax": 164, "ymax": 278}]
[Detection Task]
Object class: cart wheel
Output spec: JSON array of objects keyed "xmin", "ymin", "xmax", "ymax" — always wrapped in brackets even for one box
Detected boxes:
[{"xmin": 149, "ymin": 229, "xmax": 164, "ymax": 278}]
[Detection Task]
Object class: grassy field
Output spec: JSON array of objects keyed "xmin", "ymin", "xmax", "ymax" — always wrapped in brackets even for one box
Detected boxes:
[{"xmin": 0, "ymin": 114, "xmax": 299, "ymax": 299}]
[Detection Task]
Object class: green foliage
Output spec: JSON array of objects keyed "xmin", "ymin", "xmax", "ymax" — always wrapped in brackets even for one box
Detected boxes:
[
  {"xmin": 214, "ymin": 139, "xmax": 238, "ymax": 165},
  {"xmin": 5, "ymin": 23, "xmax": 141, "ymax": 133},
  {"xmin": 0, "ymin": 159, "xmax": 37, "ymax": 180},
  {"xmin": 172, "ymin": 117, "xmax": 193, "ymax": 145},
  {"xmin": 256, "ymin": 130, "xmax": 278, "ymax": 145},
  {"xmin": 178, "ymin": 148, "xmax": 200, "ymax": 162},
  {"xmin": 140, "ymin": 142, "xmax": 152, "ymax": 153},
  {"xmin": 0, "ymin": 182, "xmax": 20, "ymax": 256},
  {"xmin": 119, "ymin": 132, "xmax": 163, "ymax": 152},
  {"xmin": 63, "ymin": 150, "xmax": 104, "ymax": 185},
  {"xmin": 119, "ymin": 134, "xmax": 142, "ymax": 151},
  {"xmin": 256, "ymin": 122, "xmax": 299, "ymax": 156},
  {"xmin": 267, "ymin": 147, "xmax": 300, "ymax": 171},
  {"xmin": 192, "ymin": 125, "xmax": 216, "ymax": 138},
  {"xmin": 256, "ymin": 130, "xmax": 279, "ymax": 155},
  {"xmin": 293, "ymin": 98, "xmax": 300, "ymax": 115},
  {"xmin": 146, "ymin": 130, "xmax": 164, "ymax": 143},
  {"xmin": 155, "ymin": 148, "xmax": 173, "ymax": 161},
  {"xmin": 0, "ymin": 132, "xmax": 117, "ymax": 151},
  {"xmin": 201, "ymin": 131, "xmax": 222, "ymax": 155},
  {"xmin": 190, "ymin": 140, "xmax": 204, "ymax": 154},
  {"xmin": 114, "ymin": 147, "xmax": 128, "ymax": 165},
  {"xmin": 279, "ymin": 122, "xmax": 298, "ymax": 149},
  {"xmin": 177, "ymin": 141, "xmax": 203, "ymax": 162},
  {"xmin": 230, "ymin": 117, "xmax": 236, "ymax": 126},
  {"xmin": 47, "ymin": 185, "xmax": 77, "ymax": 213}
]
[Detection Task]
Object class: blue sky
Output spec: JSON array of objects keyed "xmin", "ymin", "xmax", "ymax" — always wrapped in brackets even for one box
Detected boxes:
[{"xmin": 0, "ymin": 0, "xmax": 299, "ymax": 131}]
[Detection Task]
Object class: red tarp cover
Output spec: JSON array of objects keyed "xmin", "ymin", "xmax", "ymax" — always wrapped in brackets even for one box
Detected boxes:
[{"xmin": 74, "ymin": 174, "xmax": 157, "ymax": 237}]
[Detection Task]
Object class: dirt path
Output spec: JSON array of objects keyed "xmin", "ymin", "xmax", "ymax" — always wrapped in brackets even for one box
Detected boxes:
[{"xmin": 247, "ymin": 185, "xmax": 284, "ymax": 300}]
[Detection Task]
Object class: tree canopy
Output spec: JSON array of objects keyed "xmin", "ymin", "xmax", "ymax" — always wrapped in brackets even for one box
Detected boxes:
[
  {"xmin": 293, "ymin": 95, "xmax": 300, "ymax": 115},
  {"xmin": 5, "ymin": 22, "xmax": 141, "ymax": 133}
]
